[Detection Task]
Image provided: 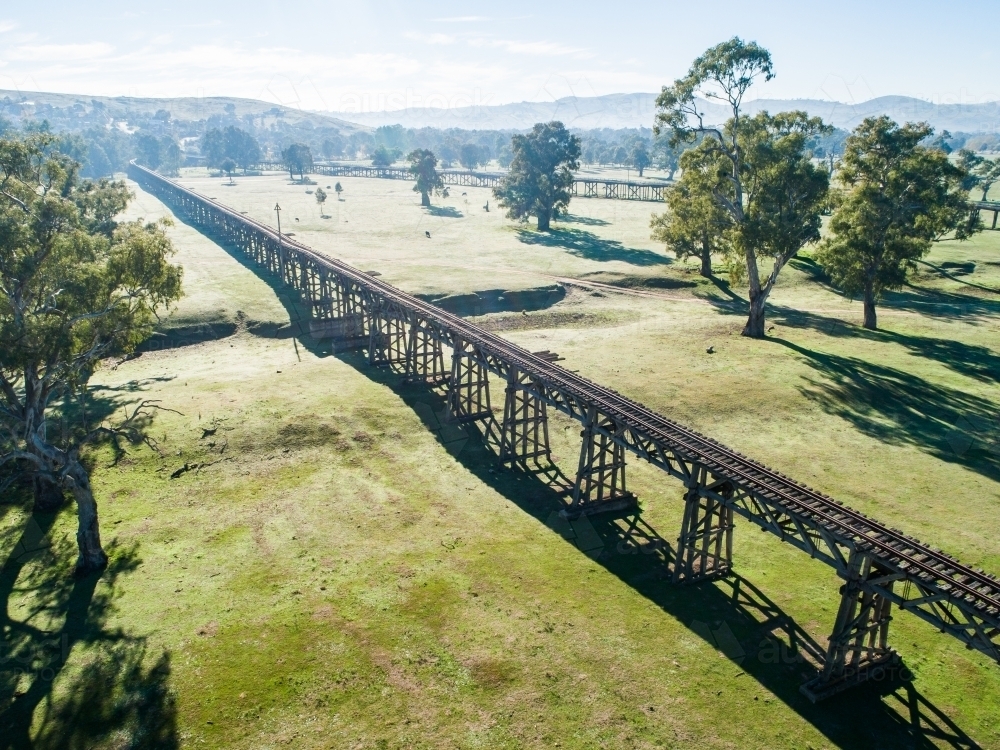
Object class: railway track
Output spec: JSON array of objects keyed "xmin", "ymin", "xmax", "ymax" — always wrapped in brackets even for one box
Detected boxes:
[{"xmin": 129, "ymin": 162, "xmax": 1000, "ymax": 701}]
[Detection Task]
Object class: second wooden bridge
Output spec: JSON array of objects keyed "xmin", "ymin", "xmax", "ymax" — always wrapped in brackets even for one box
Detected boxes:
[
  {"xmin": 130, "ymin": 162, "xmax": 1000, "ymax": 703},
  {"xmin": 253, "ymin": 162, "xmax": 671, "ymax": 202}
]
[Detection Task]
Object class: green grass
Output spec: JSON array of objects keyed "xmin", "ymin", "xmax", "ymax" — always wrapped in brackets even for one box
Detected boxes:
[{"xmin": 2, "ymin": 168, "xmax": 999, "ymax": 748}]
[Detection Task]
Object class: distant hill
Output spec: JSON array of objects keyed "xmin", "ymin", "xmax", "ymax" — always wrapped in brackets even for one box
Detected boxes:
[
  {"xmin": 0, "ymin": 90, "xmax": 368, "ymax": 133},
  {"xmin": 5, "ymin": 89, "xmax": 999, "ymax": 137},
  {"xmin": 334, "ymin": 93, "xmax": 1000, "ymax": 134}
]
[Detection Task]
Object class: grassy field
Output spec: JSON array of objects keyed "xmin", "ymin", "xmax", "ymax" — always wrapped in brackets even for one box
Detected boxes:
[{"xmin": 1, "ymin": 167, "xmax": 999, "ymax": 749}]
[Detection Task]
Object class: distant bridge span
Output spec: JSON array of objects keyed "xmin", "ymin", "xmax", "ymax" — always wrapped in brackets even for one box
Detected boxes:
[
  {"xmin": 251, "ymin": 162, "xmax": 670, "ymax": 202},
  {"xmin": 130, "ymin": 162, "xmax": 1000, "ymax": 702}
]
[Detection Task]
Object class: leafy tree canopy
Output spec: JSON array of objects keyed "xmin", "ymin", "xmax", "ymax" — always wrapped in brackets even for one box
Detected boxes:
[
  {"xmin": 201, "ymin": 126, "xmax": 260, "ymax": 173},
  {"xmin": 371, "ymin": 145, "xmax": 401, "ymax": 167},
  {"xmin": 816, "ymin": 117, "xmax": 976, "ymax": 330},
  {"xmin": 407, "ymin": 149, "xmax": 444, "ymax": 207},
  {"xmin": 493, "ymin": 122, "xmax": 580, "ymax": 231},
  {"xmin": 655, "ymin": 38, "xmax": 829, "ymax": 337},
  {"xmin": 459, "ymin": 143, "xmax": 485, "ymax": 170},
  {"xmin": 282, "ymin": 142, "xmax": 312, "ymax": 180},
  {"xmin": 0, "ymin": 134, "xmax": 183, "ymax": 571},
  {"xmin": 650, "ymin": 142, "xmax": 731, "ymax": 277},
  {"xmin": 630, "ymin": 143, "xmax": 650, "ymax": 176}
]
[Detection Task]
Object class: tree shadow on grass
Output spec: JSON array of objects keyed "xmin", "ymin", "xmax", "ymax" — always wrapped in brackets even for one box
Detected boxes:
[
  {"xmin": 790, "ymin": 255, "xmax": 1000, "ymax": 324},
  {"xmin": 773, "ymin": 338, "xmax": 1000, "ymax": 482},
  {"xmin": 556, "ymin": 213, "xmax": 610, "ymax": 227},
  {"xmin": 515, "ymin": 227, "xmax": 668, "ymax": 266},
  {"xmin": 0, "ymin": 514, "xmax": 177, "ymax": 749},
  {"xmin": 769, "ymin": 309, "xmax": 1000, "ymax": 386},
  {"xmin": 426, "ymin": 205, "xmax": 463, "ymax": 218},
  {"xmin": 917, "ymin": 259, "xmax": 1000, "ymax": 296}
]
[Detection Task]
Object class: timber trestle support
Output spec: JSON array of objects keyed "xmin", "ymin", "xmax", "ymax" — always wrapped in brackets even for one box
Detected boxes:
[
  {"xmin": 672, "ymin": 470, "xmax": 734, "ymax": 584},
  {"xmin": 563, "ymin": 406, "xmax": 637, "ymax": 519},
  {"xmin": 801, "ymin": 551, "xmax": 900, "ymax": 702},
  {"xmin": 498, "ymin": 365, "xmax": 551, "ymax": 469},
  {"xmin": 127, "ymin": 162, "xmax": 1000, "ymax": 706},
  {"xmin": 446, "ymin": 339, "xmax": 493, "ymax": 425}
]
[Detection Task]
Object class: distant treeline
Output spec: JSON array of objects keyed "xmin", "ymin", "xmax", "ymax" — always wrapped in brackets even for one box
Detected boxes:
[{"xmin": 1, "ymin": 94, "xmax": 991, "ymax": 180}]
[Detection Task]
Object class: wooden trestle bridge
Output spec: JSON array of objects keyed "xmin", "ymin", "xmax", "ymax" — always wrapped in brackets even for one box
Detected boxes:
[
  {"xmin": 129, "ymin": 162, "xmax": 1000, "ymax": 702},
  {"xmin": 972, "ymin": 199, "xmax": 1000, "ymax": 229},
  {"xmin": 252, "ymin": 162, "xmax": 670, "ymax": 202}
]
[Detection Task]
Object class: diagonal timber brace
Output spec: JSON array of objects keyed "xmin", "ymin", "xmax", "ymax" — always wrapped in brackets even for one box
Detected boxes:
[
  {"xmin": 405, "ymin": 318, "xmax": 446, "ymax": 382},
  {"xmin": 368, "ymin": 306, "xmax": 408, "ymax": 369}
]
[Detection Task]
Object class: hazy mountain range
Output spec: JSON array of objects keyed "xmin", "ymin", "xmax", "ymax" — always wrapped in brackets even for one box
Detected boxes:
[
  {"xmin": 4, "ymin": 88, "xmax": 1000, "ymax": 136},
  {"xmin": 336, "ymin": 93, "xmax": 1000, "ymax": 134},
  {"xmin": 0, "ymin": 90, "xmax": 366, "ymax": 133}
]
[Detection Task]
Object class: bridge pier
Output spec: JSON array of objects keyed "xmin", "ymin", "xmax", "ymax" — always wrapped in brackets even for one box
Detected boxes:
[
  {"xmin": 498, "ymin": 365, "xmax": 551, "ymax": 468},
  {"xmin": 405, "ymin": 319, "xmax": 446, "ymax": 382},
  {"xmin": 367, "ymin": 305, "xmax": 408, "ymax": 369},
  {"xmin": 801, "ymin": 551, "xmax": 899, "ymax": 702},
  {"xmin": 672, "ymin": 472, "xmax": 734, "ymax": 584},
  {"xmin": 563, "ymin": 407, "xmax": 637, "ymax": 519},
  {"xmin": 307, "ymin": 274, "xmax": 368, "ymax": 349},
  {"xmin": 446, "ymin": 339, "xmax": 493, "ymax": 424}
]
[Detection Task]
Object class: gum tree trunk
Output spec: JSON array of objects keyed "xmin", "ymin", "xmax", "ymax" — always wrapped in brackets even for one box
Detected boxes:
[
  {"xmin": 863, "ymin": 280, "xmax": 878, "ymax": 330},
  {"xmin": 742, "ymin": 246, "xmax": 767, "ymax": 338},
  {"xmin": 537, "ymin": 208, "xmax": 551, "ymax": 231},
  {"xmin": 421, "ymin": 190, "xmax": 430, "ymax": 207},
  {"xmin": 700, "ymin": 234, "xmax": 712, "ymax": 278},
  {"xmin": 66, "ymin": 459, "xmax": 108, "ymax": 573},
  {"xmin": 743, "ymin": 289, "xmax": 767, "ymax": 338}
]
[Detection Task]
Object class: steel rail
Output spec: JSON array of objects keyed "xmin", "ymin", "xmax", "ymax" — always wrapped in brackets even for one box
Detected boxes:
[{"xmin": 129, "ymin": 163, "xmax": 1000, "ymax": 657}]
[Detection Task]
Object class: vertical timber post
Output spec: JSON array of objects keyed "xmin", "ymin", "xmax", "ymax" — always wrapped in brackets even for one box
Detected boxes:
[
  {"xmin": 672, "ymin": 469, "xmax": 734, "ymax": 583},
  {"xmin": 563, "ymin": 405, "xmax": 637, "ymax": 518},
  {"xmin": 800, "ymin": 550, "xmax": 899, "ymax": 702}
]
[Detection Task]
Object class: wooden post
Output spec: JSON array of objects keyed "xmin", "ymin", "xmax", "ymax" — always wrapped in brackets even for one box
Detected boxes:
[
  {"xmin": 405, "ymin": 318, "xmax": 446, "ymax": 382},
  {"xmin": 367, "ymin": 304, "xmax": 408, "ymax": 369}
]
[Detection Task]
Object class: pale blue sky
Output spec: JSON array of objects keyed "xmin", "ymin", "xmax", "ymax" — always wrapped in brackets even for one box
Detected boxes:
[{"xmin": 0, "ymin": 1, "xmax": 995, "ymax": 112}]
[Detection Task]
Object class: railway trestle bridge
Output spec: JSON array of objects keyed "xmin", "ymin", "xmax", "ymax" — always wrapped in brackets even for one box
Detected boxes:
[{"xmin": 129, "ymin": 162, "xmax": 1000, "ymax": 702}]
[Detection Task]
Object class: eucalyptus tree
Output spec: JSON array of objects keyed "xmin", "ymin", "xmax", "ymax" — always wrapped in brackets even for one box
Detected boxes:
[
  {"xmin": 407, "ymin": 149, "xmax": 444, "ymax": 207},
  {"xmin": 816, "ymin": 117, "xmax": 975, "ymax": 330},
  {"xmin": 282, "ymin": 143, "xmax": 312, "ymax": 180},
  {"xmin": 630, "ymin": 143, "xmax": 651, "ymax": 176},
  {"xmin": 959, "ymin": 149, "xmax": 1000, "ymax": 200},
  {"xmin": 459, "ymin": 143, "xmax": 484, "ymax": 170},
  {"xmin": 493, "ymin": 122, "xmax": 580, "ymax": 231},
  {"xmin": 655, "ymin": 38, "xmax": 830, "ymax": 337},
  {"xmin": 0, "ymin": 134, "xmax": 183, "ymax": 572},
  {"xmin": 650, "ymin": 142, "xmax": 731, "ymax": 277}
]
